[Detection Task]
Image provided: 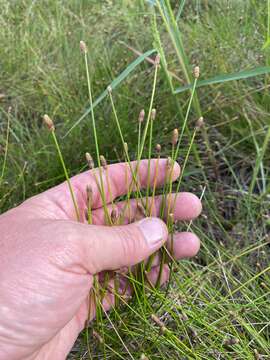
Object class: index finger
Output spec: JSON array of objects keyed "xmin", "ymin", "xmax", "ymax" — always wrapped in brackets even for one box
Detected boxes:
[{"xmin": 45, "ymin": 159, "xmax": 180, "ymax": 211}]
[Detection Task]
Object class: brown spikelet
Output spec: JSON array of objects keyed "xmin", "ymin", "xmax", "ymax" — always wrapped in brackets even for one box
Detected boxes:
[
  {"xmin": 171, "ymin": 128, "xmax": 179, "ymax": 145},
  {"xmin": 79, "ymin": 40, "xmax": 87, "ymax": 53},
  {"xmin": 124, "ymin": 142, "xmax": 128, "ymax": 154},
  {"xmin": 156, "ymin": 143, "xmax": 161, "ymax": 153},
  {"xmin": 138, "ymin": 109, "xmax": 145, "ymax": 123},
  {"xmin": 85, "ymin": 152, "xmax": 95, "ymax": 169},
  {"xmin": 43, "ymin": 114, "xmax": 55, "ymax": 131},
  {"xmin": 224, "ymin": 337, "xmax": 239, "ymax": 346},
  {"xmin": 151, "ymin": 108, "xmax": 157, "ymax": 120},
  {"xmin": 136, "ymin": 202, "xmax": 146, "ymax": 219},
  {"xmin": 151, "ymin": 314, "xmax": 167, "ymax": 334},
  {"xmin": 196, "ymin": 116, "xmax": 204, "ymax": 129},
  {"xmin": 166, "ymin": 157, "xmax": 173, "ymax": 170},
  {"xmin": 110, "ymin": 208, "xmax": 118, "ymax": 225},
  {"xmin": 100, "ymin": 155, "xmax": 107, "ymax": 169},
  {"xmin": 168, "ymin": 212, "xmax": 174, "ymax": 225},
  {"xmin": 193, "ymin": 65, "xmax": 200, "ymax": 79},
  {"xmin": 140, "ymin": 355, "xmax": 149, "ymax": 360},
  {"xmin": 154, "ymin": 53, "xmax": 160, "ymax": 66},
  {"xmin": 253, "ymin": 349, "xmax": 261, "ymax": 360},
  {"xmin": 189, "ymin": 327, "xmax": 198, "ymax": 339},
  {"xmin": 92, "ymin": 330, "xmax": 103, "ymax": 344},
  {"xmin": 86, "ymin": 185, "xmax": 93, "ymax": 203},
  {"xmin": 180, "ymin": 313, "xmax": 188, "ymax": 322}
]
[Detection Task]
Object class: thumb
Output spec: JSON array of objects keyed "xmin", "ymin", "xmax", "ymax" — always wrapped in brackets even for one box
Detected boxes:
[{"xmin": 74, "ymin": 217, "xmax": 168, "ymax": 274}]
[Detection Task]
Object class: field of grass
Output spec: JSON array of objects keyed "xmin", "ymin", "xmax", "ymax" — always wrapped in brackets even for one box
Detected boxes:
[{"xmin": 0, "ymin": 1, "xmax": 270, "ymax": 359}]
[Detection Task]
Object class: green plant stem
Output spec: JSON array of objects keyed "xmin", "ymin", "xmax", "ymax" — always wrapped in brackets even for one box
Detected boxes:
[
  {"xmin": 51, "ymin": 131, "xmax": 80, "ymax": 221},
  {"xmin": 83, "ymin": 51, "xmax": 110, "ymax": 224},
  {"xmin": 137, "ymin": 120, "xmax": 142, "ymax": 158},
  {"xmin": 0, "ymin": 109, "xmax": 11, "ymax": 184},
  {"xmin": 146, "ymin": 116, "xmax": 154, "ymax": 212},
  {"xmin": 138, "ymin": 61, "xmax": 159, "ymax": 161},
  {"xmin": 87, "ymin": 195, "xmax": 93, "ymax": 225},
  {"xmin": 108, "ymin": 90, "xmax": 143, "ymax": 200},
  {"xmin": 159, "ymin": 78, "xmax": 198, "ymax": 221},
  {"xmin": 172, "ymin": 127, "xmax": 198, "ymax": 211}
]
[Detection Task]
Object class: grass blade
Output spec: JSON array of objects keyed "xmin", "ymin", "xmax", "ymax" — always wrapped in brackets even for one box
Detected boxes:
[
  {"xmin": 0, "ymin": 108, "xmax": 11, "ymax": 184},
  {"xmin": 174, "ymin": 66, "xmax": 270, "ymax": 94},
  {"xmin": 249, "ymin": 124, "xmax": 270, "ymax": 196},
  {"xmin": 176, "ymin": 0, "xmax": 187, "ymax": 21}
]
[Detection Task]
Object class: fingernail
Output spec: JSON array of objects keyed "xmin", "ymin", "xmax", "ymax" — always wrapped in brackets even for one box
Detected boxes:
[{"xmin": 138, "ymin": 217, "xmax": 167, "ymax": 249}]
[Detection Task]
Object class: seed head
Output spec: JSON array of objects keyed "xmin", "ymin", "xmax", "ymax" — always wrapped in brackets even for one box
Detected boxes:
[
  {"xmin": 85, "ymin": 152, "xmax": 95, "ymax": 169},
  {"xmin": 168, "ymin": 212, "xmax": 174, "ymax": 224},
  {"xmin": 79, "ymin": 40, "xmax": 87, "ymax": 53},
  {"xmin": 92, "ymin": 330, "xmax": 104, "ymax": 344},
  {"xmin": 136, "ymin": 203, "xmax": 146, "ymax": 218},
  {"xmin": 193, "ymin": 66, "xmax": 200, "ymax": 79},
  {"xmin": 151, "ymin": 314, "xmax": 167, "ymax": 334},
  {"xmin": 156, "ymin": 143, "xmax": 161, "ymax": 153},
  {"xmin": 140, "ymin": 355, "xmax": 149, "ymax": 360},
  {"xmin": 196, "ymin": 116, "xmax": 204, "ymax": 129},
  {"xmin": 138, "ymin": 109, "xmax": 145, "ymax": 123},
  {"xmin": 86, "ymin": 185, "xmax": 93, "ymax": 204},
  {"xmin": 181, "ymin": 313, "xmax": 188, "ymax": 322},
  {"xmin": 189, "ymin": 327, "xmax": 198, "ymax": 339},
  {"xmin": 253, "ymin": 349, "xmax": 261, "ymax": 360},
  {"xmin": 110, "ymin": 208, "xmax": 118, "ymax": 225},
  {"xmin": 123, "ymin": 142, "xmax": 128, "ymax": 154},
  {"xmin": 151, "ymin": 108, "xmax": 157, "ymax": 120},
  {"xmin": 154, "ymin": 53, "xmax": 160, "ymax": 66},
  {"xmin": 43, "ymin": 114, "xmax": 55, "ymax": 131},
  {"xmin": 172, "ymin": 128, "xmax": 179, "ymax": 145},
  {"xmin": 100, "ymin": 155, "xmax": 107, "ymax": 169},
  {"xmin": 166, "ymin": 156, "xmax": 173, "ymax": 170},
  {"xmin": 224, "ymin": 337, "xmax": 239, "ymax": 346},
  {"xmin": 107, "ymin": 85, "xmax": 112, "ymax": 93}
]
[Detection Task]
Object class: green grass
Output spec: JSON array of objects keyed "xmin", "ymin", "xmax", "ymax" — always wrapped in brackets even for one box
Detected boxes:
[{"xmin": 1, "ymin": 0, "xmax": 270, "ymax": 359}]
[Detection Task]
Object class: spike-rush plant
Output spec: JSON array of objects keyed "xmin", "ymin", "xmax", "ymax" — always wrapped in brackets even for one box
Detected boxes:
[
  {"xmin": 43, "ymin": 36, "xmax": 205, "ymax": 357},
  {"xmin": 41, "ymin": 2, "xmax": 270, "ymax": 357}
]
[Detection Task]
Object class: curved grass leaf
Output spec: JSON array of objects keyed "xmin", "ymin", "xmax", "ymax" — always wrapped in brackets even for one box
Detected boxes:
[
  {"xmin": 63, "ymin": 48, "xmax": 156, "ymax": 138},
  {"xmin": 174, "ymin": 66, "xmax": 270, "ymax": 94}
]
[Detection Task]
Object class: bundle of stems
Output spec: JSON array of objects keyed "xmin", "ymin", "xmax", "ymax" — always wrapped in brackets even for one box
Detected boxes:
[{"xmin": 43, "ymin": 40, "xmax": 204, "ymax": 357}]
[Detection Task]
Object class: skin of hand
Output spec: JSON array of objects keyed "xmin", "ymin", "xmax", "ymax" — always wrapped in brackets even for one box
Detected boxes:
[{"xmin": 0, "ymin": 159, "xmax": 202, "ymax": 360}]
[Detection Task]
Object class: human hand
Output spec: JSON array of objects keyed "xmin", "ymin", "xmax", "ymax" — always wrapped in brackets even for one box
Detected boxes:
[{"xmin": 0, "ymin": 159, "xmax": 201, "ymax": 359}]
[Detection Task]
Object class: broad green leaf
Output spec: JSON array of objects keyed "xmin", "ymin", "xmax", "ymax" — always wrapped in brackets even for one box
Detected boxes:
[
  {"xmin": 174, "ymin": 66, "xmax": 270, "ymax": 94},
  {"xmin": 63, "ymin": 49, "xmax": 156, "ymax": 137}
]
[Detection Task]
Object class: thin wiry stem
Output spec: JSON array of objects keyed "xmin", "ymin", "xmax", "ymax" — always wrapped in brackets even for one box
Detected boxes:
[
  {"xmin": 83, "ymin": 47, "xmax": 110, "ymax": 224},
  {"xmin": 145, "ymin": 111, "xmax": 155, "ymax": 212},
  {"xmin": 138, "ymin": 58, "xmax": 159, "ymax": 161},
  {"xmin": 107, "ymin": 89, "xmax": 143, "ymax": 200},
  {"xmin": 51, "ymin": 131, "xmax": 80, "ymax": 221},
  {"xmin": 172, "ymin": 127, "xmax": 198, "ymax": 212},
  {"xmin": 94, "ymin": 290, "xmax": 136, "ymax": 360},
  {"xmin": 0, "ymin": 108, "xmax": 11, "ymax": 184}
]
